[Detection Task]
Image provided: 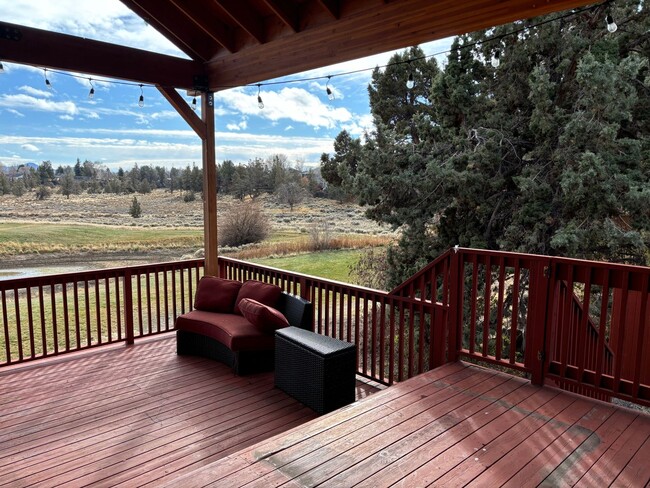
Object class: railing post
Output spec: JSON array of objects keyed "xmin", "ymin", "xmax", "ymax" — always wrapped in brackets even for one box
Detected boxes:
[
  {"xmin": 124, "ymin": 269, "xmax": 134, "ymax": 345},
  {"xmin": 447, "ymin": 250, "xmax": 462, "ymax": 363},
  {"xmin": 526, "ymin": 259, "xmax": 551, "ymax": 385}
]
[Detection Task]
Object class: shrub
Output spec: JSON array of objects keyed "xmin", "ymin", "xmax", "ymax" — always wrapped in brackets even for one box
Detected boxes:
[
  {"xmin": 219, "ymin": 201, "xmax": 270, "ymax": 247},
  {"xmin": 183, "ymin": 191, "xmax": 196, "ymax": 202},
  {"xmin": 309, "ymin": 218, "xmax": 333, "ymax": 250},
  {"xmin": 35, "ymin": 185, "xmax": 52, "ymax": 200},
  {"xmin": 348, "ymin": 247, "xmax": 389, "ymax": 290},
  {"xmin": 129, "ymin": 196, "xmax": 142, "ymax": 218},
  {"xmin": 11, "ymin": 180, "xmax": 25, "ymax": 197}
]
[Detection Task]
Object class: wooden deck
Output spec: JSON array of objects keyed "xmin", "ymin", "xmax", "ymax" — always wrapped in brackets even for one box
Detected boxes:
[
  {"xmin": 0, "ymin": 335, "xmax": 379, "ymax": 487},
  {"xmin": 166, "ymin": 361, "xmax": 650, "ymax": 488},
  {"xmin": 1, "ymin": 336, "xmax": 649, "ymax": 487}
]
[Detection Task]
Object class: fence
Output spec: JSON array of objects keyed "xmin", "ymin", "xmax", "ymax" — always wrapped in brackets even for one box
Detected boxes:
[{"xmin": 1, "ymin": 249, "xmax": 648, "ymax": 406}]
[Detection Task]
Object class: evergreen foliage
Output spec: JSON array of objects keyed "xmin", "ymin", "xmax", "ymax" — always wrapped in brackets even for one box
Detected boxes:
[
  {"xmin": 334, "ymin": 2, "xmax": 649, "ymax": 286},
  {"xmin": 129, "ymin": 196, "xmax": 142, "ymax": 218}
]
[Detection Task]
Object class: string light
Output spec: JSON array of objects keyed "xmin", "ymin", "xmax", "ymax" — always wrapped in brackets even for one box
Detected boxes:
[
  {"xmin": 0, "ymin": 3, "xmax": 606, "ymax": 105},
  {"xmin": 44, "ymin": 69, "xmax": 52, "ymax": 90},
  {"xmin": 88, "ymin": 78, "xmax": 95, "ymax": 99},
  {"xmin": 491, "ymin": 50, "xmax": 501, "ymax": 68},
  {"xmin": 406, "ymin": 61, "xmax": 415, "ymax": 89},
  {"xmin": 257, "ymin": 84, "xmax": 264, "ymax": 109},
  {"xmin": 606, "ymin": 14, "xmax": 618, "ymax": 33},
  {"xmin": 191, "ymin": 96, "xmax": 197, "ymax": 111},
  {"xmin": 326, "ymin": 76, "xmax": 334, "ymax": 101}
]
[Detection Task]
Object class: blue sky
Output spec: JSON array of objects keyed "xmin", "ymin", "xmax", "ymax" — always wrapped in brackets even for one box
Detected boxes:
[{"xmin": 0, "ymin": 0, "xmax": 452, "ymax": 171}]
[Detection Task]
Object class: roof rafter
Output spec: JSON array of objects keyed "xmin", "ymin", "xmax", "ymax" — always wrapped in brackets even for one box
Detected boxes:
[
  {"xmin": 169, "ymin": 0, "xmax": 235, "ymax": 53},
  {"xmin": 316, "ymin": 0, "xmax": 339, "ymax": 19},
  {"xmin": 120, "ymin": 0, "xmax": 216, "ymax": 61},
  {"xmin": 214, "ymin": 0, "xmax": 266, "ymax": 44},
  {"xmin": 263, "ymin": 0, "xmax": 300, "ymax": 32},
  {"xmin": 0, "ymin": 21, "xmax": 202, "ymax": 89}
]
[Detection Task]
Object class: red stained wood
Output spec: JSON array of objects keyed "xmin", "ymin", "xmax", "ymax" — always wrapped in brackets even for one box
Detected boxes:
[
  {"xmin": 0, "ymin": 335, "xmax": 378, "ymax": 487},
  {"xmin": 172, "ymin": 362, "xmax": 650, "ymax": 488}
]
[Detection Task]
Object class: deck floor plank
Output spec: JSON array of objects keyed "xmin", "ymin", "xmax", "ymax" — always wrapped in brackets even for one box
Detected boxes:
[
  {"xmin": 1, "ymin": 336, "xmax": 649, "ymax": 488},
  {"xmin": 0, "ymin": 335, "xmax": 376, "ymax": 488}
]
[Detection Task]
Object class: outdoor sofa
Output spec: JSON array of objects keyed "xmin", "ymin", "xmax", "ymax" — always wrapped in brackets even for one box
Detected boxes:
[{"xmin": 175, "ymin": 276, "xmax": 312, "ymax": 374}]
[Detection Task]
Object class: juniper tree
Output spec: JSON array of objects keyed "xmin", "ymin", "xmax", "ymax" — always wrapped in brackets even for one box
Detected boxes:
[{"xmin": 349, "ymin": 1, "xmax": 649, "ymax": 286}]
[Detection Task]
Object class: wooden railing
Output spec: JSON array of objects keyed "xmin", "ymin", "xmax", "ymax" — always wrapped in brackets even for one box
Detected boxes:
[
  {"xmin": 219, "ymin": 257, "xmax": 449, "ymax": 385},
  {"xmin": 1, "ymin": 249, "xmax": 648, "ymax": 407},
  {"xmin": 0, "ymin": 259, "xmax": 203, "ymax": 366}
]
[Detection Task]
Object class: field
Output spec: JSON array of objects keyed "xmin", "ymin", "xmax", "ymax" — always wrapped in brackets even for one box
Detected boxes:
[{"xmin": 0, "ymin": 189, "xmax": 394, "ymax": 282}]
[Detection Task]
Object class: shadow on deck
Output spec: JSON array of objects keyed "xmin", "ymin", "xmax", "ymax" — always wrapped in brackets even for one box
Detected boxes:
[
  {"xmin": 0, "ymin": 334, "xmax": 379, "ymax": 487},
  {"xmin": 1, "ymin": 335, "xmax": 649, "ymax": 487}
]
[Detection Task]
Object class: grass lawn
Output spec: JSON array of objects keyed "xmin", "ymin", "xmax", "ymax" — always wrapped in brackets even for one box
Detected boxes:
[
  {"xmin": 0, "ymin": 223, "xmax": 203, "ymax": 255},
  {"xmin": 249, "ymin": 249, "xmax": 366, "ymax": 283}
]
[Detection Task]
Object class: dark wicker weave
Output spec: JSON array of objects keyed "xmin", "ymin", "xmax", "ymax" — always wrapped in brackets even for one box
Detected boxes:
[
  {"xmin": 274, "ymin": 327, "xmax": 356, "ymax": 415},
  {"xmin": 176, "ymin": 292, "xmax": 312, "ymax": 375}
]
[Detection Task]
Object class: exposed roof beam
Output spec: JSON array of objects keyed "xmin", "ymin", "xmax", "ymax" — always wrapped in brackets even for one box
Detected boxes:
[
  {"xmin": 207, "ymin": 0, "xmax": 596, "ymax": 90},
  {"xmin": 120, "ymin": 0, "xmax": 216, "ymax": 61},
  {"xmin": 214, "ymin": 0, "xmax": 266, "ymax": 44},
  {"xmin": 263, "ymin": 0, "xmax": 300, "ymax": 32},
  {"xmin": 169, "ymin": 0, "xmax": 235, "ymax": 53},
  {"xmin": 316, "ymin": 0, "xmax": 339, "ymax": 19},
  {"xmin": 0, "ymin": 22, "xmax": 203, "ymax": 89}
]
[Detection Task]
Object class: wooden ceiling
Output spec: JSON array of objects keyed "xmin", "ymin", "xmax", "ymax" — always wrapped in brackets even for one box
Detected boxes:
[{"xmin": 1, "ymin": 0, "xmax": 597, "ymax": 91}]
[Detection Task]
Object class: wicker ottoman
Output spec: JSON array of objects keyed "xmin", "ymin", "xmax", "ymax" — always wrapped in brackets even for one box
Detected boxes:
[{"xmin": 275, "ymin": 327, "xmax": 356, "ymax": 415}]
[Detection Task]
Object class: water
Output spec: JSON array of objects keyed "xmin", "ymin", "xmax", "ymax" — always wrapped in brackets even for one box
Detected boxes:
[{"xmin": 0, "ymin": 265, "xmax": 95, "ymax": 281}]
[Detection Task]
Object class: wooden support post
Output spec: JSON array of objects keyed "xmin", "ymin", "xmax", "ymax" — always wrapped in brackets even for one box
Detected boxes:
[
  {"xmin": 202, "ymin": 93, "xmax": 219, "ymax": 277},
  {"xmin": 157, "ymin": 86, "xmax": 218, "ymax": 277}
]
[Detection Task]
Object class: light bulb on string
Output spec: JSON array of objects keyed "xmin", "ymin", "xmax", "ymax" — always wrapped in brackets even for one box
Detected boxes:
[
  {"xmin": 491, "ymin": 50, "xmax": 501, "ymax": 68},
  {"xmin": 44, "ymin": 69, "xmax": 52, "ymax": 90},
  {"xmin": 88, "ymin": 78, "xmax": 95, "ymax": 99},
  {"xmin": 191, "ymin": 97, "xmax": 197, "ymax": 111},
  {"xmin": 257, "ymin": 84, "xmax": 264, "ymax": 109},
  {"xmin": 326, "ymin": 76, "xmax": 335, "ymax": 101},
  {"xmin": 406, "ymin": 67, "xmax": 415, "ymax": 90},
  {"xmin": 138, "ymin": 84, "xmax": 144, "ymax": 108},
  {"xmin": 606, "ymin": 14, "xmax": 617, "ymax": 33}
]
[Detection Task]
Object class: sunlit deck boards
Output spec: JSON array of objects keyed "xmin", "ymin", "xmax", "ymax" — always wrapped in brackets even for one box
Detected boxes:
[
  {"xmin": 0, "ymin": 335, "xmax": 378, "ymax": 487},
  {"xmin": 168, "ymin": 362, "xmax": 650, "ymax": 488}
]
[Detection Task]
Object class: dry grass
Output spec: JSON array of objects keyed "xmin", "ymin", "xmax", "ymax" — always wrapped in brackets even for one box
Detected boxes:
[{"xmin": 226, "ymin": 234, "xmax": 392, "ymax": 260}]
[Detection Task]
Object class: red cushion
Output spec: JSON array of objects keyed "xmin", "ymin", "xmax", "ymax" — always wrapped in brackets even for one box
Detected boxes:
[
  {"xmin": 238, "ymin": 298, "xmax": 289, "ymax": 333},
  {"xmin": 175, "ymin": 310, "xmax": 274, "ymax": 351},
  {"xmin": 194, "ymin": 276, "xmax": 242, "ymax": 313},
  {"xmin": 233, "ymin": 280, "xmax": 282, "ymax": 315}
]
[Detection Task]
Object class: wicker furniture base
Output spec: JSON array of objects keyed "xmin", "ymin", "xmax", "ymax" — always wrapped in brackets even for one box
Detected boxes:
[
  {"xmin": 274, "ymin": 327, "xmax": 356, "ymax": 415},
  {"xmin": 176, "ymin": 330, "xmax": 275, "ymax": 375}
]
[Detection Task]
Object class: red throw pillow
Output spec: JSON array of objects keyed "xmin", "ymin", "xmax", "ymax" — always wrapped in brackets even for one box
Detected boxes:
[
  {"xmin": 194, "ymin": 276, "xmax": 242, "ymax": 313},
  {"xmin": 233, "ymin": 280, "xmax": 282, "ymax": 315},
  {"xmin": 238, "ymin": 298, "xmax": 289, "ymax": 333}
]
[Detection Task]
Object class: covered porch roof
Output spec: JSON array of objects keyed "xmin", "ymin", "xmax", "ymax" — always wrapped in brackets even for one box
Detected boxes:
[
  {"xmin": 2, "ymin": 0, "xmax": 597, "ymax": 90},
  {"xmin": 0, "ymin": 0, "xmax": 600, "ymax": 276}
]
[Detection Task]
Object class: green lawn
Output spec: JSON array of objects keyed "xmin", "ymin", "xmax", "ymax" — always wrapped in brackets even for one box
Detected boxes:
[
  {"xmin": 0, "ymin": 223, "xmax": 203, "ymax": 255},
  {"xmin": 249, "ymin": 249, "xmax": 365, "ymax": 283}
]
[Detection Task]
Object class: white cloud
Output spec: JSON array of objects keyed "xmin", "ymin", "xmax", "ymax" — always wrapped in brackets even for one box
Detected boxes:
[
  {"xmin": 19, "ymin": 86, "xmax": 53, "ymax": 98},
  {"xmin": 285, "ymin": 125, "xmax": 294, "ymax": 131},
  {"xmin": 0, "ymin": 131, "xmax": 333, "ymax": 167},
  {"xmin": 0, "ymin": 94, "xmax": 79, "ymax": 116},
  {"xmin": 5, "ymin": 109, "xmax": 25, "ymax": 117},
  {"xmin": 21, "ymin": 144, "xmax": 40, "ymax": 152},
  {"xmin": 215, "ymin": 87, "xmax": 353, "ymax": 130},
  {"xmin": 226, "ymin": 119, "xmax": 248, "ymax": 131},
  {"xmin": 2, "ymin": 0, "xmax": 186, "ymax": 58},
  {"xmin": 59, "ymin": 115, "xmax": 74, "ymax": 120}
]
